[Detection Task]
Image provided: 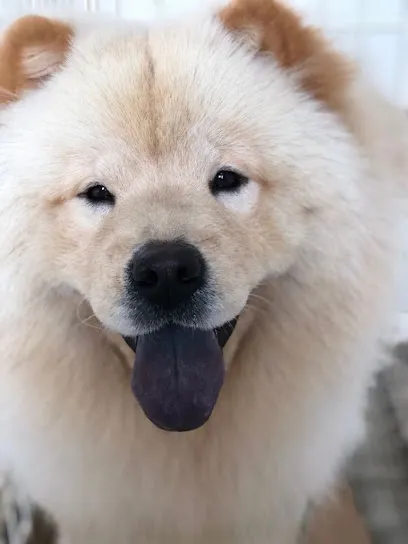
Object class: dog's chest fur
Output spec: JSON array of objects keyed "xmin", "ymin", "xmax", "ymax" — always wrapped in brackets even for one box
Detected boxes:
[{"xmin": 0, "ymin": 289, "xmax": 371, "ymax": 543}]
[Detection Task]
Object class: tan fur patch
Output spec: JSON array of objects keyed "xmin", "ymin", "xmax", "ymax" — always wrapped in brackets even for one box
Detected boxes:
[
  {"xmin": 219, "ymin": 0, "xmax": 354, "ymax": 115},
  {"xmin": 0, "ymin": 15, "xmax": 72, "ymax": 104}
]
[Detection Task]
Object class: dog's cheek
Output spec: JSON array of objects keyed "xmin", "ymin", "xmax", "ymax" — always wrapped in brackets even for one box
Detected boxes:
[
  {"xmin": 53, "ymin": 203, "xmax": 136, "ymax": 316},
  {"xmin": 262, "ymin": 201, "xmax": 310, "ymax": 276},
  {"xmin": 83, "ymin": 235, "xmax": 136, "ymax": 319},
  {"xmin": 39, "ymin": 203, "xmax": 107, "ymax": 291},
  {"xmin": 200, "ymin": 219, "xmax": 265, "ymax": 310},
  {"xmin": 214, "ymin": 200, "xmax": 305, "ymax": 299}
]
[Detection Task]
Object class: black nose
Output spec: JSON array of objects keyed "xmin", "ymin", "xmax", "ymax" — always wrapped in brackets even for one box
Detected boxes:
[{"xmin": 130, "ymin": 241, "xmax": 206, "ymax": 310}]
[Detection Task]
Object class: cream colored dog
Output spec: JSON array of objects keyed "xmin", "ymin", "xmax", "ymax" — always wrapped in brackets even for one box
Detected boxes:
[{"xmin": 0, "ymin": 1, "xmax": 407, "ymax": 542}]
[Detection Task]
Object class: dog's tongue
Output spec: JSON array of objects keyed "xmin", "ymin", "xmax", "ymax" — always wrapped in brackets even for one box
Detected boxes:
[{"xmin": 131, "ymin": 325, "xmax": 224, "ymax": 432}]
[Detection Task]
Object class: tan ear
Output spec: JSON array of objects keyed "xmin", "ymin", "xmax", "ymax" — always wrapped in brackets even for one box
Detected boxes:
[
  {"xmin": 219, "ymin": 0, "xmax": 354, "ymax": 115},
  {"xmin": 0, "ymin": 15, "xmax": 73, "ymax": 105}
]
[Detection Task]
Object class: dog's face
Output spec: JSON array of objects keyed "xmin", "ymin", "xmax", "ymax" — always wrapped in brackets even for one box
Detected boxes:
[
  {"xmin": 0, "ymin": 3, "xmax": 354, "ymax": 337},
  {"xmin": 33, "ymin": 31, "xmax": 315, "ymax": 337},
  {"xmin": 0, "ymin": 2, "xmax": 357, "ymax": 429}
]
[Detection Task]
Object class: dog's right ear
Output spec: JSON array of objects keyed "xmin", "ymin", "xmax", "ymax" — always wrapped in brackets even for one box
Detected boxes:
[{"xmin": 0, "ymin": 15, "xmax": 73, "ymax": 105}]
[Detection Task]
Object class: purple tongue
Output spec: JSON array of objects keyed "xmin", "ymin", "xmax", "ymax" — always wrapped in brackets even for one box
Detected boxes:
[{"xmin": 131, "ymin": 325, "xmax": 225, "ymax": 432}]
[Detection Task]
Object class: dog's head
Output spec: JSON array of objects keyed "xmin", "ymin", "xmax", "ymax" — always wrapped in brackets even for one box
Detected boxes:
[{"xmin": 0, "ymin": 1, "xmax": 358, "ymax": 430}]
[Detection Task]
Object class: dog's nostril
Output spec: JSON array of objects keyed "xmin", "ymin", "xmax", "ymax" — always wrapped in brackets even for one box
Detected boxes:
[
  {"xmin": 137, "ymin": 269, "xmax": 159, "ymax": 288},
  {"xmin": 177, "ymin": 263, "xmax": 201, "ymax": 284}
]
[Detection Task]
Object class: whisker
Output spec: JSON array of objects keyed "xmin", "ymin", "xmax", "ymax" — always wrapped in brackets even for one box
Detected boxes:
[
  {"xmin": 0, "ymin": 86, "xmax": 18, "ymax": 100},
  {"xmin": 76, "ymin": 297, "xmax": 103, "ymax": 331},
  {"xmin": 245, "ymin": 302, "xmax": 271, "ymax": 318},
  {"xmin": 248, "ymin": 292, "xmax": 275, "ymax": 310}
]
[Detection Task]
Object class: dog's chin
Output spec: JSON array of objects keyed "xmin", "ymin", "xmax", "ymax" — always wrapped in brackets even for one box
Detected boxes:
[{"xmin": 123, "ymin": 319, "xmax": 238, "ymax": 432}]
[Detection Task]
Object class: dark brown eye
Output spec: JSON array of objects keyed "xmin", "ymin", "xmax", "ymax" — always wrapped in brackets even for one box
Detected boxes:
[
  {"xmin": 210, "ymin": 170, "xmax": 248, "ymax": 195},
  {"xmin": 80, "ymin": 184, "xmax": 115, "ymax": 205}
]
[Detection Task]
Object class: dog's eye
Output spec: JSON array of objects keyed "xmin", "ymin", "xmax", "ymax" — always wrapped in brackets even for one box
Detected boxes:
[
  {"xmin": 79, "ymin": 184, "xmax": 115, "ymax": 205},
  {"xmin": 210, "ymin": 170, "xmax": 248, "ymax": 195}
]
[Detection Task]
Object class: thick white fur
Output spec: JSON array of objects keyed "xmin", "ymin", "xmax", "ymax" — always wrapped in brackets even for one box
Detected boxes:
[{"xmin": 0, "ymin": 7, "xmax": 407, "ymax": 544}]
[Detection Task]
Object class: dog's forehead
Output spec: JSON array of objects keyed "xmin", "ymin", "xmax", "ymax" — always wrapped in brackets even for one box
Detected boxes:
[
  {"xmin": 35, "ymin": 17, "xmax": 313, "ymax": 181},
  {"xmin": 59, "ymin": 21, "xmax": 260, "ymax": 153}
]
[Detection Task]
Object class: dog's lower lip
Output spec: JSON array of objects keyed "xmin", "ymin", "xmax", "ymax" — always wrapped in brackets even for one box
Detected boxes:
[{"xmin": 123, "ymin": 318, "xmax": 238, "ymax": 353}]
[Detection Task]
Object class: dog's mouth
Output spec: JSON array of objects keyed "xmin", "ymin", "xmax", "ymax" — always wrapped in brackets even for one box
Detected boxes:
[{"xmin": 123, "ymin": 319, "xmax": 237, "ymax": 432}]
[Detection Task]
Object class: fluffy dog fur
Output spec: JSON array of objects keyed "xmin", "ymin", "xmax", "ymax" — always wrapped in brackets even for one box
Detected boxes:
[{"xmin": 0, "ymin": 1, "xmax": 407, "ymax": 542}]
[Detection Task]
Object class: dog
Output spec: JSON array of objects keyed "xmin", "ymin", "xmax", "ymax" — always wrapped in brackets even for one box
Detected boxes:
[{"xmin": 0, "ymin": 0, "xmax": 407, "ymax": 542}]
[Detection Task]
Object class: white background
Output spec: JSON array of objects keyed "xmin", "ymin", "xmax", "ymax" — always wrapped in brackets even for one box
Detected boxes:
[{"xmin": 1, "ymin": 0, "xmax": 408, "ymax": 320}]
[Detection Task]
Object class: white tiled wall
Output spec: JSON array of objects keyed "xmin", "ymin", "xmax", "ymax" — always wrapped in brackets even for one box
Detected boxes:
[{"xmin": 291, "ymin": 0, "xmax": 408, "ymax": 108}]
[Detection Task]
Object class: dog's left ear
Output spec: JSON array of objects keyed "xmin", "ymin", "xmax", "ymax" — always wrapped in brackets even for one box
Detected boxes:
[
  {"xmin": 218, "ymin": 0, "xmax": 353, "ymax": 115},
  {"xmin": 0, "ymin": 15, "xmax": 73, "ymax": 105}
]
